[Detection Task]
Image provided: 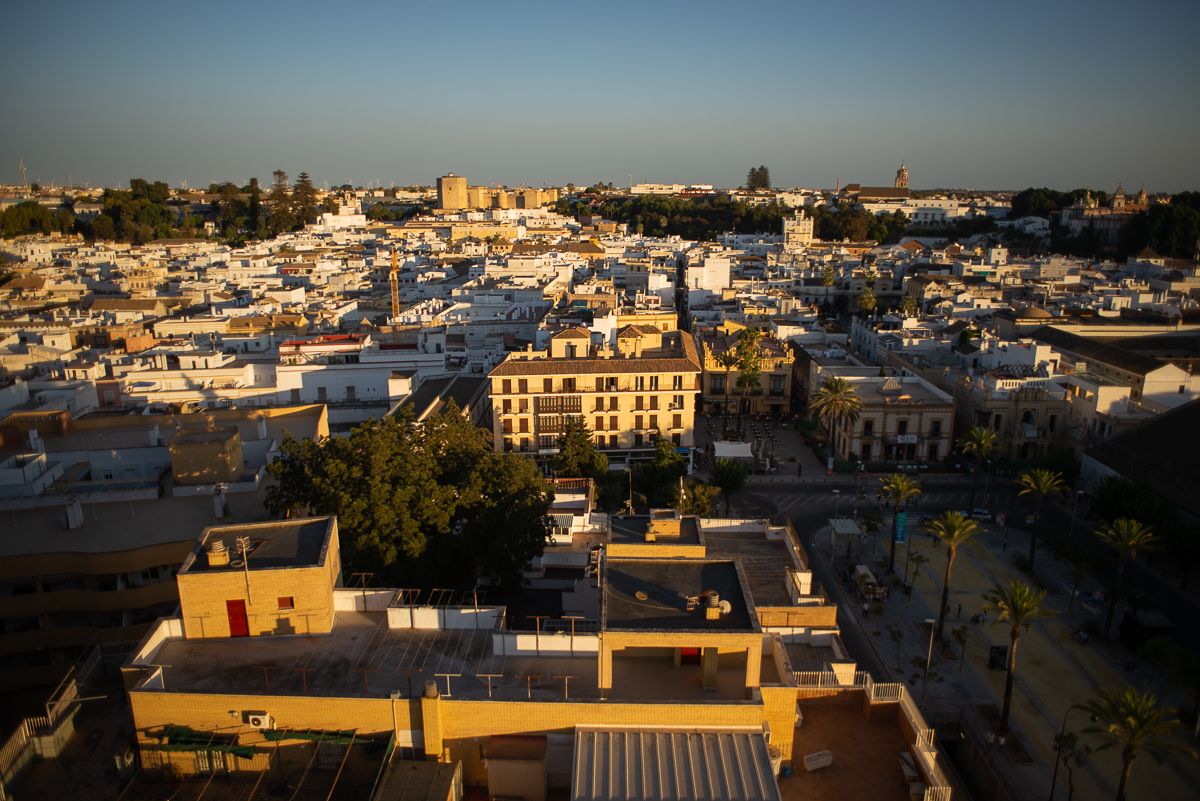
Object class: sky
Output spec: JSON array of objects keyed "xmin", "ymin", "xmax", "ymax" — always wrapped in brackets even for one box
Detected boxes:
[{"xmin": 3, "ymin": 0, "xmax": 1199, "ymax": 192}]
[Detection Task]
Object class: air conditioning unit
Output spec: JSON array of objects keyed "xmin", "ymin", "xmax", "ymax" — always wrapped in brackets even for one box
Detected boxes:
[{"xmin": 242, "ymin": 711, "xmax": 274, "ymax": 729}]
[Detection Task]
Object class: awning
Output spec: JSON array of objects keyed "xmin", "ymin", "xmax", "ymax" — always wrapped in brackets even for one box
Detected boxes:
[
  {"xmin": 263, "ymin": 728, "xmax": 357, "ymax": 745},
  {"xmin": 713, "ymin": 441, "xmax": 754, "ymax": 460}
]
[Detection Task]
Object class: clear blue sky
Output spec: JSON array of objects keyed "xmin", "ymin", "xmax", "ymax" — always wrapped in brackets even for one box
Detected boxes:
[{"xmin": 4, "ymin": 0, "xmax": 1198, "ymax": 191}]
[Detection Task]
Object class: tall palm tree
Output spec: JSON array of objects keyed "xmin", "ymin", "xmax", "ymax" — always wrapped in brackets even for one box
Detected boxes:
[
  {"xmin": 880, "ymin": 473, "xmax": 922, "ymax": 574},
  {"xmin": 735, "ymin": 328, "xmax": 764, "ymax": 419},
  {"xmin": 1096, "ymin": 519, "xmax": 1157, "ymax": 635},
  {"xmin": 927, "ymin": 511, "xmax": 981, "ymax": 642},
  {"xmin": 984, "ymin": 579, "xmax": 1049, "ymax": 735},
  {"xmin": 1015, "ymin": 468, "xmax": 1066, "ymax": 570},
  {"xmin": 1083, "ymin": 687, "xmax": 1193, "ymax": 801},
  {"xmin": 714, "ymin": 350, "xmax": 738, "ymax": 416},
  {"xmin": 810, "ymin": 376, "xmax": 862, "ymax": 474},
  {"xmin": 959, "ymin": 426, "xmax": 997, "ymax": 510}
]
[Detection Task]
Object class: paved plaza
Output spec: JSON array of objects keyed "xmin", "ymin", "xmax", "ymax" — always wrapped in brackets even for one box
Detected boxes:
[{"xmin": 812, "ymin": 518, "xmax": 1200, "ymax": 801}]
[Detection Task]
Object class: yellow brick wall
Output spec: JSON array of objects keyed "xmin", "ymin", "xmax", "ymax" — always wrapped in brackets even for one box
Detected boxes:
[
  {"xmin": 757, "ymin": 605, "xmax": 840, "ymax": 628},
  {"xmin": 759, "ymin": 685, "xmax": 800, "ymax": 767},
  {"xmin": 177, "ymin": 564, "xmax": 335, "ymax": 639},
  {"xmin": 605, "ymin": 542, "xmax": 706, "ymax": 559}
]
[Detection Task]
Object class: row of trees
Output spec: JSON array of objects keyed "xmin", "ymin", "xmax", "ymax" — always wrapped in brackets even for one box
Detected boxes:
[
  {"xmin": 2, "ymin": 172, "xmax": 331, "ymax": 245},
  {"xmin": 877, "ymin": 483, "xmax": 1190, "ymax": 800},
  {"xmin": 555, "ymin": 194, "xmax": 793, "ymax": 240},
  {"xmin": 806, "ymin": 203, "xmax": 909, "ymax": 244}
]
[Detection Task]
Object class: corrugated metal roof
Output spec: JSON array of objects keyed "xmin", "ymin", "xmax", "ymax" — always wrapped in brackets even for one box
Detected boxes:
[{"xmin": 572, "ymin": 728, "xmax": 781, "ymax": 801}]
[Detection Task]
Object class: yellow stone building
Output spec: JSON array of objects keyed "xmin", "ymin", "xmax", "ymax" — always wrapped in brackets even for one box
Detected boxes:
[
  {"xmin": 488, "ymin": 326, "xmax": 702, "ymax": 462},
  {"xmin": 120, "ymin": 511, "xmax": 957, "ymax": 800}
]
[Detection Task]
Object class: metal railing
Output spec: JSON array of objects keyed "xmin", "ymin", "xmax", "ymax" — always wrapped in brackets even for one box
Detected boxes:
[{"xmin": 793, "ymin": 670, "xmax": 869, "ymax": 688}]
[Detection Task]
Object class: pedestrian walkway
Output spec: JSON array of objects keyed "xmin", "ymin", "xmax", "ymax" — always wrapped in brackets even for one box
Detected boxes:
[{"xmin": 834, "ymin": 520, "xmax": 1200, "ymax": 801}]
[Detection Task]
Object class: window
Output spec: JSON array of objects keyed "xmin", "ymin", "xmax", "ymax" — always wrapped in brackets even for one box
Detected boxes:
[
  {"xmin": 897, "ymin": 419, "xmax": 908, "ymax": 435},
  {"xmin": 650, "ymin": 376, "xmax": 659, "ymax": 390},
  {"xmin": 931, "ymin": 420, "xmax": 941, "ymax": 437},
  {"xmin": 519, "ymin": 418, "xmax": 529, "ymax": 433},
  {"xmin": 635, "ymin": 376, "xmax": 645, "ymax": 391},
  {"xmin": 650, "ymin": 396, "xmax": 659, "ymax": 410},
  {"xmin": 770, "ymin": 375, "xmax": 785, "ymax": 395},
  {"xmin": 563, "ymin": 377, "xmax": 576, "ymax": 392},
  {"xmin": 595, "ymin": 377, "xmax": 605, "ymax": 391},
  {"xmin": 595, "ymin": 416, "xmax": 604, "ymax": 431},
  {"xmin": 649, "ymin": 415, "xmax": 658, "ymax": 430},
  {"xmin": 861, "ymin": 443, "xmax": 872, "ymax": 461},
  {"xmin": 673, "ymin": 395, "xmax": 684, "ymax": 409},
  {"xmin": 277, "ymin": 597, "xmax": 295, "ymax": 610},
  {"xmin": 863, "ymin": 419, "xmax": 874, "ymax": 436},
  {"xmin": 503, "ymin": 419, "xmax": 513, "ymax": 434},
  {"xmin": 634, "ymin": 415, "xmax": 643, "ymax": 430},
  {"xmin": 609, "ymin": 435, "xmax": 618, "ymax": 447},
  {"xmin": 673, "ymin": 414, "xmax": 682, "ymax": 429},
  {"xmin": 634, "ymin": 433, "xmax": 644, "ymax": 447},
  {"xmin": 635, "ymin": 396, "xmax": 644, "ymax": 410},
  {"xmin": 543, "ymin": 378, "xmax": 553, "ymax": 393},
  {"xmin": 673, "ymin": 375, "xmax": 684, "ymax": 390},
  {"xmin": 609, "ymin": 415, "xmax": 618, "ymax": 431},
  {"xmin": 672, "ymin": 433, "xmax": 681, "ymax": 446},
  {"xmin": 502, "ymin": 379, "xmax": 512, "ymax": 394},
  {"xmin": 712, "ymin": 375, "xmax": 725, "ymax": 394},
  {"xmin": 503, "ymin": 399, "xmax": 512, "ymax": 413},
  {"xmin": 518, "ymin": 379, "xmax": 528, "ymax": 393},
  {"xmin": 1048, "ymin": 414, "xmax": 1057, "ymax": 433},
  {"xmin": 317, "ymin": 386, "xmax": 327, "ymax": 401}
]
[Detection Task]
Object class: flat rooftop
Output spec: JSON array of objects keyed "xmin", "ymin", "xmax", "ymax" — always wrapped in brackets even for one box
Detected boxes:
[
  {"xmin": 183, "ymin": 518, "xmax": 332, "ymax": 573},
  {"xmin": 609, "ymin": 515, "xmax": 701, "ymax": 546},
  {"xmin": 139, "ymin": 610, "xmax": 757, "ymax": 703},
  {"xmin": 602, "ymin": 559, "xmax": 757, "ymax": 632},
  {"xmin": 701, "ymin": 525, "xmax": 797, "ymax": 608}
]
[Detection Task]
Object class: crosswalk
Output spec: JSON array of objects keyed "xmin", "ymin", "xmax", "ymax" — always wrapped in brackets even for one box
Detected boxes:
[{"xmin": 771, "ymin": 489, "xmax": 1002, "ymax": 514}]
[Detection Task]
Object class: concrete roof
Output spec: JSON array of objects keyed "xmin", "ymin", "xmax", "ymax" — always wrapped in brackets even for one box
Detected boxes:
[
  {"xmin": 601, "ymin": 559, "xmax": 758, "ymax": 633},
  {"xmin": 571, "ymin": 728, "xmax": 782, "ymax": 801}
]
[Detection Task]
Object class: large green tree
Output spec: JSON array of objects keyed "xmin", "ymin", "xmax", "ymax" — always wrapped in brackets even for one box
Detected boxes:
[
  {"xmin": 550, "ymin": 417, "xmax": 608, "ymax": 479},
  {"xmin": 632, "ymin": 435, "xmax": 687, "ymax": 509},
  {"xmin": 959, "ymin": 426, "xmax": 997, "ymax": 511},
  {"xmin": 710, "ymin": 458, "xmax": 748, "ymax": 515},
  {"xmin": 265, "ymin": 411, "xmax": 551, "ymax": 589}
]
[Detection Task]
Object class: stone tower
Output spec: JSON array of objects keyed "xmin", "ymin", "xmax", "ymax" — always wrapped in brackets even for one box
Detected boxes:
[{"xmin": 895, "ymin": 163, "xmax": 909, "ymax": 189}]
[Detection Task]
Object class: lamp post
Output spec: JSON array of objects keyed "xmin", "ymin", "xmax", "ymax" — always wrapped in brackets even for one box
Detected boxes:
[
  {"xmin": 920, "ymin": 616, "xmax": 936, "ymax": 707},
  {"xmin": 1048, "ymin": 703, "xmax": 1088, "ymax": 801},
  {"xmin": 1065, "ymin": 490, "xmax": 1086, "ymax": 614}
]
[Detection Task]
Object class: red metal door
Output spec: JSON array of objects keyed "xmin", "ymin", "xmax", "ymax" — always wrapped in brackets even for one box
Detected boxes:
[{"xmin": 226, "ymin": 600, "xmax": 249, "ymax": 637}]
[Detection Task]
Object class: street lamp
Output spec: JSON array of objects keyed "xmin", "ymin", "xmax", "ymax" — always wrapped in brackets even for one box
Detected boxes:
[
  {"xmin": 1065, "ymin": 489, "xmax": 1086, "ymax": 614},
  {"xmin": 1049, "ymin": 703, "xmax": 1091, "ymax": 801}
]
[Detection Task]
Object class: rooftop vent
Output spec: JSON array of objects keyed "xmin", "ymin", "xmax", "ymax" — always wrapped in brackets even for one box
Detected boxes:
[
  {"xmin": 207, "ymin": 538, "xmax": 230, "ymax": 568},
  {"xmin": 704, "ymin": 589, "xmax": 722, "ymax": 621}
]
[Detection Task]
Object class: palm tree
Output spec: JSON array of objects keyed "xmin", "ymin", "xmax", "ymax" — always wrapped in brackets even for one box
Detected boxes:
[
  {"xmin": 714, "ymin": 350, "xmax": 738, "ymax": 417},
  {"xmin": 927, "ymin": 511, "xmax": 981, "ymax": 642},
  {"xmin": 735, "ymin": 328, "xmax": 763, "ymax": 419},
  {"xmin": 985, "ymin": 579, "xmax": 1049, "ymax": 735},
  {"xmin": 810, "ymin": 376, "xmax": 862, "ymax": 474},
  {"xmin": 1083, "ymin": 687, "xmax": 1193, "ymax": 801},
  {"xmin": 1015, "ymin": 468, "xmax": 1066, "ymax": 571},
  {"xmin": 899, "ymin": 295, "xmax": 919, "ymax": 317},
  {"xmin": 959, "ymin": 426, "xmax": 997, "ymax": 511},
  {"xmin": 1096, "ymin": 519, "xmax": 1157, "ymax": 635},
  {"xmin": 880, "ymin": 473, "xmax": 922, "ymax": 574}
]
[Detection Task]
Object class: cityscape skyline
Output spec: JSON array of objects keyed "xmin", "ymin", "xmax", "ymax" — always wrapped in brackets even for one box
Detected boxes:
[{"xmin": 4, "ymin": 0, "xmax": 1199, "ymax": 192}]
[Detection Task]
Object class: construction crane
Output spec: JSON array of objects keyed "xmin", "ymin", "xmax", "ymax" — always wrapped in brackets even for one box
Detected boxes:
[
  {"xmin": 389, "ymin": 249, "xmax": 400, "ymax": 322},
  {"xmin": 18, "ymin": 160, "xmax": 28, "ymax": 194}
]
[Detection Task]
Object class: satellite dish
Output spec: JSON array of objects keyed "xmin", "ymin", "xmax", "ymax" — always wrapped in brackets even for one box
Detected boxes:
[
  {"xmin": 634, "ymin": 591, "xmax": 648, "ymax": 601},
  {"xmin": 718, "ymin": 600, "xmax": 733, "ymax": 615}
]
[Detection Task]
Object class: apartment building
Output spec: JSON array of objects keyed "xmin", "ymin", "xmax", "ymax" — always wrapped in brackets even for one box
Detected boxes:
[
  {"xmin": 488, "ymin": 326, "xmax": 702, "ymax": 462},
  {"xmin": 0, "ymin": 405, "xmax": 327, "ymax": 692}
]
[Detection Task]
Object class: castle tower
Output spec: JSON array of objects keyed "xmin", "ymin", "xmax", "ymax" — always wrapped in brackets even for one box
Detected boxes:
[
  {"xmin": 894, "ymin": 162, "xmax": 909, "ymax": 190},
  {"xmin": 1112, "ymin": 185, "xmax": 1126, "ymax": 211}
]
